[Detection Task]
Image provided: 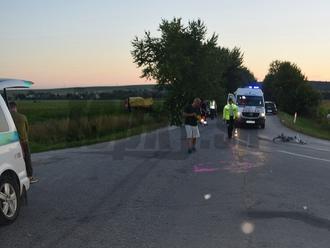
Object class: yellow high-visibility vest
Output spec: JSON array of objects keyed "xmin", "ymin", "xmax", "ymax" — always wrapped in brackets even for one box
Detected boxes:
[{"xmin": 223, "ymin": 103, "xmax": 238, "ymax": 120}]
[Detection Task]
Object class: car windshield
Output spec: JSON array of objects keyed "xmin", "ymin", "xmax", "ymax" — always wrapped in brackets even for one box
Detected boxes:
[{"xmin": 237, "ymin": 95, "xmax": 264, "ymax": 106}]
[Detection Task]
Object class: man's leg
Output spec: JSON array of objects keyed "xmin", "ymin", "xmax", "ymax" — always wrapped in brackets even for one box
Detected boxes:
[
  {"xmin": 192, "ymin": 138, "xmax": 196, "ymax": 151},
  {"xmin": 187, "ymin": 138, "xmax": 192, "ymax": 148},
  {"xmin": 227, "ymin": 120, "xmax": 234, "ymax": 138},
  {"xmin": 185, "ymin": 125, "xmax": 193, "ymax": 153},
  {"xmin": 21, "ymin": 141, "xmax": 33, "ymax": 177},
  {"xmin": 226, "ymin": 120, "xmax": 231, "ymax": 138},
  {"xmin": 187, "ymin": 138, "xmax": 193, "ymax": 153},
  {"xmin": 229, "ymin": 118, "xmax": 235, "ymax": 138},
  {"xmin": 211, "ymin": 109, "xmax": 215, "ymax": 119},
  {"xmin": 192, "ymin": 125, "xmax": 200, "ymax": 151}
]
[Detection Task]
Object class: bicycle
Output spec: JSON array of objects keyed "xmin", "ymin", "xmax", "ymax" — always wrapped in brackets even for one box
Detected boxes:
[{"xmin": 273, "ymin": 133, "xmax": 306, "ymax": 145}]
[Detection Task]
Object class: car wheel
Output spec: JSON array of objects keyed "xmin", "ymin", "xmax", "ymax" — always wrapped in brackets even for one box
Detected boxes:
[
  {"xmin": 0, "ymin": 175, "xmax": 21, "ymax": 225},
  {"xmin": 261, "ymin": 123, "xmax": 265, "ymax": 129}
]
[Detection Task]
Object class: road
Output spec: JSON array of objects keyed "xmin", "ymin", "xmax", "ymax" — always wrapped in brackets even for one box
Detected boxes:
[{"xmin": 1, "ymin": 116, "xmax": 330, "ymax": 248}]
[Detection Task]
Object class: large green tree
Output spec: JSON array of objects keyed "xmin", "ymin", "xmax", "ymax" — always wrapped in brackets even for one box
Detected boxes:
[
  {"xmin": 263, "ymin": 60, "xmax": 320, "ymax": 115},
  {"xmin": 219, "ymin": 48, "xmax": 256, "ymax": 93},
  {"xmin": 131, "ymin": 18, "xmax": 254, "ymax": 124}
]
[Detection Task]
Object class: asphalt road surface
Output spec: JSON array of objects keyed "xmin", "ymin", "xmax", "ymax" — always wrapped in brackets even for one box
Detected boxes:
[{"xmin": 1, "ymin": 116, "xmax": 330, "ymax": 248}]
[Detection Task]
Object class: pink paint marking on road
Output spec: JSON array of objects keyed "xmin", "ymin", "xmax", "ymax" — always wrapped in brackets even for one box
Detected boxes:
[{"xmin": 194, "ymin": 165, "xmax": 220, "ymax": 173}]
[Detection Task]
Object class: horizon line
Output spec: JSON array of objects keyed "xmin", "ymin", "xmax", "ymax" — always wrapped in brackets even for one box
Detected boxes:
[{"xmin": 32, "ymin": 80, "xmax": 330, "ymax": 90}]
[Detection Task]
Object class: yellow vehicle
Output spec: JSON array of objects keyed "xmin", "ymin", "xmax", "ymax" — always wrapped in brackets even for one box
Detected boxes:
[{"xmin": 124, "ymin": 97, "xmax": 153, "ymax": 111}]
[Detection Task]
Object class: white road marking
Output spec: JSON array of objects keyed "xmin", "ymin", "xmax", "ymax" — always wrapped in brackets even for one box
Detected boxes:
[
  {"xmin": 302, "ymin": 146, "xmax": 330, "ymax": 152},
  {"xmin": 277, "ymin": 150, "xmax": 330, "ymax": 163}
]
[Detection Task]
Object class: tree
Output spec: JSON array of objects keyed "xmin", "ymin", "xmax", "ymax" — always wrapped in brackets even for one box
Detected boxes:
[
  {"xmin": 132, "ymin": 18, "xmax": 252, "ymax": 125},
  {"xmin": 263, "ymin": 60, "xmax": 320, "ymax": 115},
  {"xmin": 238, "ymin": 67, "xmax": 257, "ymax": 88}
]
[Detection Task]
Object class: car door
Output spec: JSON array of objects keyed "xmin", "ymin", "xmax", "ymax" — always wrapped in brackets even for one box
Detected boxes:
[{"xmin": 0, "ymin": 96, "xmax": 27, "ymax": 188}]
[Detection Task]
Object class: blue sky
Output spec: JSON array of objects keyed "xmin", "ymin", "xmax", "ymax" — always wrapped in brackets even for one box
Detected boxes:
[{"xmin": 1, "ymin": 0, "xmax": 329, "ymax": 88}]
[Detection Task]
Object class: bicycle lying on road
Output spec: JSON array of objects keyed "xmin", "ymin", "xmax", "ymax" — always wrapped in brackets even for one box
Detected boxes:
[{"xmin": 273, "ymin": 133, "xmax": 307, "ymax": 145}]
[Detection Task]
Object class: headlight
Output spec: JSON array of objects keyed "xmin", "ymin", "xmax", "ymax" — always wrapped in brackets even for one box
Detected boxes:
[
  {"xmin": 261, "ymin": 112, "xmax": 265, "ymax": 117},
  {"xmin": 238, "ymin": 112, "xmax": 241, "ymax": 117}
]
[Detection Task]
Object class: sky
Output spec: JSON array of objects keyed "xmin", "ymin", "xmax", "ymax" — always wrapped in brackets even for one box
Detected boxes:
[{"xmin": 1, "ymin": 0, "xmax": 329, "ymax": 88}]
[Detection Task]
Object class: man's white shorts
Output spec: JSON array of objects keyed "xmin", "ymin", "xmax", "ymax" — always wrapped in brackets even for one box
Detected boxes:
[{"xmin": 185, "ymin": 125, "xmax": 200, "ymax": 139}]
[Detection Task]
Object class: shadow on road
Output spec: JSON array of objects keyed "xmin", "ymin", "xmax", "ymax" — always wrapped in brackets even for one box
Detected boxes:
[{"xmin": 245, "ymin": 210, "xmax": 330, "ymax": 231}]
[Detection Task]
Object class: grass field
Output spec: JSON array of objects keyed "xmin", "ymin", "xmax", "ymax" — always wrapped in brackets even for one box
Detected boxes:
[
  {"xmin": 17, "ymin": 100, "xmax": 168, "ymax": 153},
  {"xmin": 321, "ymin": 100, "xmax": 330, "ymax": 109},
  {"xmin": 278, "ymin": 100, "xmax": 330, "ymax": 140},
  {"xmin": 17, "ymin": 100, "xmax": 126, "ymax": 123}
]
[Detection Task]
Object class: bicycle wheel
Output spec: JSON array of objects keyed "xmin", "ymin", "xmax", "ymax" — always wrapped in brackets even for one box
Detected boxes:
[{"xmin": 273, "ymin": 137, "xmax": 283, "ymax": 144}]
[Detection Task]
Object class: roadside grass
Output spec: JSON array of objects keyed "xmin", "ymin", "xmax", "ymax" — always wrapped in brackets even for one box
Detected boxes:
[
  {"xmin": 30, "ymin": 121, "xmax": 167, "ymax": 153},
  {"xmin": 17, "ymin": 100, "xmax": 125, "ymax": 124},
  {"xmin": 17, "ymin": 100, "xmax": 168, "ymax": 153},
  {"xmin": 321, "ymin": 100, "xmax": 330, "ymax": 109},
  {"xmin": 278, "ymin": 111, "xmax": 330, "ymax": 141}
]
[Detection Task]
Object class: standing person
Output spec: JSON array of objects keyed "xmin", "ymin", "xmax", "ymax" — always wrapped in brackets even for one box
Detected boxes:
[
  {"xmin": 9, "ymin": 102, "xmax": 38, "ymax": 184},
  {"xmin": 209, "ymin": 100, "xmax": 217, "ymax": 119},
  {"xmin": 201, "ymin": 100, "xmax": 207, "ymax": 116},
  {"xmin": 183, "ymin": 98, "xmax": 201, "ymax": 154},
  {"xmin": 223, "ymin": 98, "xmax": 238, "ymax": 139}
]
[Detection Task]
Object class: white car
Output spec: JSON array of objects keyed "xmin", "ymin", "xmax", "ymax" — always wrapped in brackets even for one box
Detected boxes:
[{"xmin": 0, "ymin": 78, "xmax": 33, "ymax": 225}]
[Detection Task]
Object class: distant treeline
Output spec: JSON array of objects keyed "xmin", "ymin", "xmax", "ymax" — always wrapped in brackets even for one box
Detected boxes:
[
  {"xmin": 309, "ymin": 81, "xmax": 330, "ymax": 99},
  {"xmin": 7, "ymin": 87, "xmax": 167, "ymax": 101},
  {"xmin": 5, "ymin": 81, "xmax": 330, "ymax": 101}
]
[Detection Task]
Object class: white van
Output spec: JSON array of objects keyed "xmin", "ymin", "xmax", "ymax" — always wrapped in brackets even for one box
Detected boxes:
[
  {"xmin": 234, "ymin": 87, "xmax": 266, "ymax": 128},
  {"xmin": 0, "ymin": 78, "xmax": 33, "ymax": 225}
]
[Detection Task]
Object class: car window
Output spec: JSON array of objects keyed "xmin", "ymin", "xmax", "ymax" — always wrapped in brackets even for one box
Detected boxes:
[{"xmin": 0, "ymin": 106, "xmax": 10, "ymax": 132}]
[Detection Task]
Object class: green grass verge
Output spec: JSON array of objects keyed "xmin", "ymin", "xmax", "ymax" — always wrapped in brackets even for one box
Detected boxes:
[
  {"xmin": 321, "ymin": 100, "xmax": 330, "ymax": 109},
  {"xmin": 17, "ymin": 99, "xmax": 165, "ymax": 124},
  {"xmin": 30, "ymin": 122, "xmax": 167, "ymax": 153},
  {"xmin": 278, "ymin": 111, "xmax": 330, "ymax": 140},
  {"xmin": 15, "ymin": 99, "xmax": 168, "ymax": 153}
]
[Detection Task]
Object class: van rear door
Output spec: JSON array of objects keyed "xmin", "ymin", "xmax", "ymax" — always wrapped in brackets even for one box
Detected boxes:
[{"xmin": 0, "ymin": 79, "xmax": 34, "ymax": 105}]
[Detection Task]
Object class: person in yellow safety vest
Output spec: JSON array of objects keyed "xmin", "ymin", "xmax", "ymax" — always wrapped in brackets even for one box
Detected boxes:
[{"xmin": 223, "ymin": 98, "xmax": 238, "ymax": 139}]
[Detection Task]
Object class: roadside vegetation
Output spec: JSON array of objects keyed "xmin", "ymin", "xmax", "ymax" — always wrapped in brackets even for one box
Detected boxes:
[
  {"xmin": 320, "ymin": 100, "xmax": 330, "ymax": 111},
  {"xmin": 263, "ymin": 60, "xmax": 321, "ymax": 116},
  {"xmin": 17, "ymin": 100, "xmax": 167, "ymax": 153},
  {"xmin": 278, "ymin": 100, "xmax": 330, "ymax": 140},
  {"xmin": 132, "ymin": 18, "xmax": 255, "ymax": 125},
  {"xmin": 263, "ymin": 61, "xmax": 329, "ymax": 140},
  {"xmin": 278, "ymin": 102, "xmax": 330, "ymax": 140}
]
